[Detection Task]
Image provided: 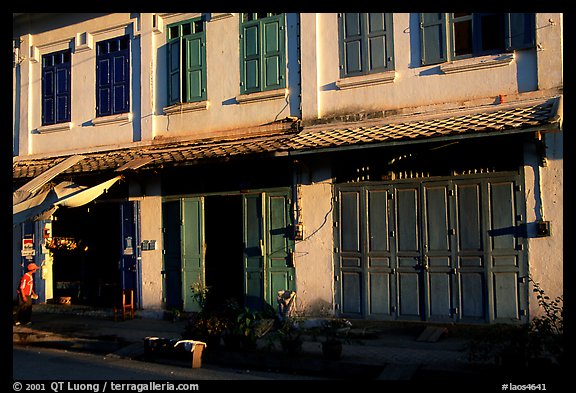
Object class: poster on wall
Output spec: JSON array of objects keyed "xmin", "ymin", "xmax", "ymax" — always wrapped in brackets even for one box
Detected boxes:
[{"xmin": 21, "ymin": 236, "xmax": 35, "ymax": 257}]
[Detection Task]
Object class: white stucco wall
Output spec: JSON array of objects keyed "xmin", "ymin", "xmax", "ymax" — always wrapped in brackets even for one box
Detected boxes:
[
  {"xmin": 132, "ymin": 177, "xmax": 164, "ymax": 310},
  {"xmin": 524, "ymin": 130, "xmax": 563, "ymax": 319},
  {"xmin": 293, "ymin": 171, "xmax": 334, "ymax": 316},
  {"xmin": 300, "ymin": 13, "xmax": 563, "ymax": 122}
]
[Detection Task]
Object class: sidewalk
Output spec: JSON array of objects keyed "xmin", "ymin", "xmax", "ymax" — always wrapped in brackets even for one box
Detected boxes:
[{"xmin": 13, "ymin": 304, "xmax": 505, "ymax": 381}]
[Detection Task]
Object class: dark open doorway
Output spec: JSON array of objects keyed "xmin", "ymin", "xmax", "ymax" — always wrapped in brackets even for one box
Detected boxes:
[
  {"xmin": 204, "ymin": 195, "xmax": 244, "ymax": 311},
  {"xmin": 51, "ymin": 202, "xmax": 121, "ymax": 307}
]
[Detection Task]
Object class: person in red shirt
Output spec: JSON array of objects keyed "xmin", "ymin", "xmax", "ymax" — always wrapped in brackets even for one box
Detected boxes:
[{"xmin": 14, "ymin": 263, "xmax": 39, "ymax": 326}]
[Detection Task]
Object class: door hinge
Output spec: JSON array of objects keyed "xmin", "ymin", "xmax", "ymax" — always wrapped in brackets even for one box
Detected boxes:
[
  {"xmin": 451, "ymin": 307, "xmax": 459, "ymax": 316},
  {"xmin": 335, "ymin": 303, "xmax": 340, "ymax": 310},
  {"xmin": 518, "ymin": 276, "xmax": 527, "ymax": 284},
  {"xmin": 389, "ymin": 230, "xmax": 395, "ymax": 237},
  {"xmin": 448, "ymin": 189, "xmax": 454, "ymax": 197},
  {"xmin": 520, "ymin": 309, "xmax": 527, "ymax": 317},
  {"xmin": 334, "ymin": 275, "xmax": 339, "ymax": 281}
]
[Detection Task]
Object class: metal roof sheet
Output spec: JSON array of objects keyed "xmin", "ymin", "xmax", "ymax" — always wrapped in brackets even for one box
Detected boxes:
[{"xmin": 13, "ymin": 97, "xmax": 561, "ymax": 181}]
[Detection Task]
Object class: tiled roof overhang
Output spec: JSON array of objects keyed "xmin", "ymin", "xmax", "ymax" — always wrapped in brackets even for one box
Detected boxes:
[{"xmin": 13, "ymin": 96, "xmax": 562, "ymax": 181}]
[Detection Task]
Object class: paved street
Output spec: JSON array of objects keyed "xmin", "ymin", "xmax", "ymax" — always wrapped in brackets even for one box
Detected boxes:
[{"xmin": 13, "ymin": 346, "xmax": 327, "ymax": 381}]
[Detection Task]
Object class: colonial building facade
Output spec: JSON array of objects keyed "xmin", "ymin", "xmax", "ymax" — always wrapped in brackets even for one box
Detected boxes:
[{"xmin": 13, "ymin": 13, "xmax": 563, "ymax": 324}]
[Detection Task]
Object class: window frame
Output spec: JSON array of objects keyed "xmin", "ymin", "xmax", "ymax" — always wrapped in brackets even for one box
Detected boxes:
[
  {"xmin": 95, "ymin": 34, "xmax": 130, "ymax": 117},
  {"xmin": 338, "ymin": 13, "xmax": 395, "ymax": 78},
  {"xmin": 420, "ymin": 13, "xmax": 536, "ymax": 66},
  {"xmin": 166, "ymin": 17, "xmax": 207, "ymax": 105},
  {"xmin": 239, "ymin": 13, "xmax": 286, "ymax": 95},
  {"xmin": 41, "ymin": 49, "xmax": 71, "ymax": 126}
]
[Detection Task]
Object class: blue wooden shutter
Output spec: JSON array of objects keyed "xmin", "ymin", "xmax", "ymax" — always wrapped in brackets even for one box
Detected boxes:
[
  {"xmin": 241, "ymin": 22, "xmax": 261, "ymax": 93},
  {"xmin": 113, "ymin": 50, "xmax": 129, "ymax": 114},
  {"xmin": 55, "ymin": 56, "xmax": 71, "ymax": 123},
  {"xmin": 42, "ymin": 65, "xmax": 55, "ymax": 125},
  {"xmin": 262, "ymin": 15, "xmax": 284, "ymax": 90},
  {"xmin": 420, "ymin": 13, "xmax": 447, "ymax": 65},
  {"xmin": 506, "ymin": 13, "xmax": 535, "ymax": 50},
  {"xmin": 167, "ymin": 38, "xmax": 182, "ymax": 104},
  {"xmin": 340, "ymin": 13, "xmax": 363, "ymax": 77}
]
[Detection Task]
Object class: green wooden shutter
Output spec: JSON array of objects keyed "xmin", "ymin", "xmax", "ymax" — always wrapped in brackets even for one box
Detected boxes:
[
  {"xmin": 340, "ymin": 13, "xmax": 363, "ymax": 77},
  {"xmin": 420, "ymin": 13, "xmax": 447, "ymax": 65},
  {"xmin": 367, "ymin": 13, "xmax": 391, "ymax": 71},
  {"xmin": 265, "ymin": 191, "xmax": 295, "ymax": 308},
  {"xmin": 506, "ymin": 13, "xmax": 536, "ymax": 50},
  {"xmin": 185, "ymin": 35, "xmax": 206, "ymax": 101},
  {"xmin": 181, "ymin": 197, "xmax": 205, "ymax": 312},
  {"xmin": 168, "ymin": 38, "xmax": 181, "ymax": 104},
  {"xmin": 243, "ymin": 194, "xmax": 264, "ymax": 310},
  {"xmin": 262, "ymin": 15, "xmax": 285, "ymax": 90},
  {"xmin": 241, "ymin": 22, "xmax": 260, "ymax": 93}
]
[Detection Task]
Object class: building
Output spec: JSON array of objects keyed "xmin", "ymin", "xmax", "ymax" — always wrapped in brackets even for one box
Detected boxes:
[{"xmin": 13, "ymin": 13, "xmax": 563, "ymax": 324}]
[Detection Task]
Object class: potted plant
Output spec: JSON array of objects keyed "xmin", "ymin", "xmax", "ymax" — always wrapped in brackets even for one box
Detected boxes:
[
  {"xmin": 276, "ymin": 316, "xmax": 305, "ymax": 356},
  {"xmin": 182, "ymin": 312, "xmax": 228, "ymax": 350},
  {"xmin": 320, "ymin": 318, "xmax": 352, "ymax": 360}
]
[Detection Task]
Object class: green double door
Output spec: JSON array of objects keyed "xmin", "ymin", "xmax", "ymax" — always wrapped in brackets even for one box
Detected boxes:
[
  {"xmin": 162, "ymin": 190, "xmax": 295, "ymax": 312},
  {"xmin": 335, "ymin": 175, "xmax": 528, "ymax": 323}
]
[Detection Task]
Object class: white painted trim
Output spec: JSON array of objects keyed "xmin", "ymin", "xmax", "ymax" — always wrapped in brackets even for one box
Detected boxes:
[
  {"xmin": 92, "ymin": 112, "xmax": 132, "ymax": 126},
  {"xmin": 235, "ymin": 89, "xmax": 287, "ymax": 104},
  {"xmin": 163, "ymin": 101, "xmax": 209, "ymax": 115},
  {"xmin": 440, "ymin": 53, "xmax": 514, "ymax": 74},
  {"xmin": 37, "ymin": 122, "xmax": 73, "ymax": 134},
  {"xmin": 336, "ymin": 70, "xmax": 396, "ymax": 90}
]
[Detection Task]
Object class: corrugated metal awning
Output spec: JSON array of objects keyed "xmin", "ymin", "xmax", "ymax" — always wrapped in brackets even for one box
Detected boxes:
[{"xmin": 13, "ymin": 96, "xmax": 561, "ymax": 181}]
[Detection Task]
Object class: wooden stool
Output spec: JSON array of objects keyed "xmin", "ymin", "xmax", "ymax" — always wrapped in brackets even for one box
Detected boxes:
[{"xmin": 113, "ymin": 289, "xmax": 134, "ymax": 321}]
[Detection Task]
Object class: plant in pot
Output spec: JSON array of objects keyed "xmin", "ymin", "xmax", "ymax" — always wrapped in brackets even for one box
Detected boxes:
[
  {"xmin": 276, "ymin": 315, "xmax": 305, "ymax": 356},
  {"xmin": 182, "ymin": 312, "xmax": 228, "ymax": 351},
  {"xmin": 320, "ymin": 317, "xmax": 352, "ymax": 360}
]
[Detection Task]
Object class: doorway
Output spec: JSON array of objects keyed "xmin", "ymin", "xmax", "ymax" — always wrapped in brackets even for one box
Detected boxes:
[
  {"xmin": 51, "ymin": 202, "xmax": 121, "ymax": 307},
  {"xmin": 204, "ymin": 195, "xmax": 244, "ymax": 311}
]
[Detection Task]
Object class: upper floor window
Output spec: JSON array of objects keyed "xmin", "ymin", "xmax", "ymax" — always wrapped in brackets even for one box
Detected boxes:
[
  {"xmin": 240, "ymin": 13, "xmax": 285, "ymax": 94},
  {"xmin": 42, "ymin": 49, "xmax": 71, "ymax": 126},
  {"xmin": 338, "ymin": 13, "xmax": 395, "ymax": 78},
  {"xmin": 167, "ymin": 17, "xmax": 207, "ymax": 105},
  {"xmin": 96, "ymin": 35, "xmax": 130, "ymax": 117},
  {"xmin": 420, "ymin": 13, "xmax": 536, "ymax": 65}
]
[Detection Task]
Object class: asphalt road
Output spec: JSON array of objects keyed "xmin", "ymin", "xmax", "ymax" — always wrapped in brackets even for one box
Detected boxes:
[{"xmin": 12, "ymin": 346, "xmax": 327, "ymax": 381}]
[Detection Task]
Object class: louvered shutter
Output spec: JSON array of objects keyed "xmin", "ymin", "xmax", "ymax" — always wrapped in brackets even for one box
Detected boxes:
[{"xmin": 420, "ymin": 13, "xmax": 447, "ymax": 65}]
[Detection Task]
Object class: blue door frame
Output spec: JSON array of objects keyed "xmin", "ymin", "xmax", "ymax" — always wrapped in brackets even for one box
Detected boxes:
[{"xmin": 120, "ymin": 201, "xmax": 141, "ymax": 308}]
